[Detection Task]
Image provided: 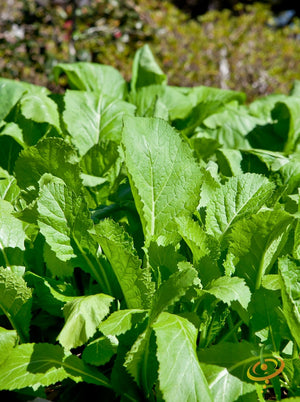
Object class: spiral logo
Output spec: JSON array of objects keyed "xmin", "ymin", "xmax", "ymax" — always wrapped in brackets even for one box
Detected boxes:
[{"xmin": 247, "ymin": 357, "xmax": 285, "ymax": 384}]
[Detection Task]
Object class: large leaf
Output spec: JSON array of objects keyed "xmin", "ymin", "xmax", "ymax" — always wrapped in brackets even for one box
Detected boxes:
[
  {"xmin": 122, "ymin": 116, "xmax": 202, "ymax": 246},
  {"xmin": 153, "ymin": 312, "xmax": 213, "ymax": 402},
  {"xmin": 63, "ymin": 90, "xmax": 135, "ymax": 156},
  {"xmin": 225, "ymin": 210, "xmax": 294, "ymax": 290},
  {"xmin": 53, "ymin": 62, "xmax": 127, "ymax": 99},
  {"xmin": 131, "ymin": 45, "xmax": 167, "ymax": 92},
  {"xmin": 279, "ymin": 257, "xmax": 300, "ymax": 349},
  {"xmin": 0, "ymin": 267, "xmax": 32, "ymax": 342},
  {"xmin": 206, "ymin": 173, "xmax": 275, "ymax": 243},
  {"xmin": 37, "ymin": 175, "xmax": 92, "ymax": 262},
  {"xmin": 94, "ymin": 219, "xmax": 154, "ymax": 309},
  {"xmin": 0, "ymin": 343, "xmax": 111, "ymax": 390},
  {"xmin": 124, "ymin": 265, "xmax": 198, "ymax": 391},
  {"xmin": 57, "ymin": 293, "xmax": 114, "ymax": 350}
]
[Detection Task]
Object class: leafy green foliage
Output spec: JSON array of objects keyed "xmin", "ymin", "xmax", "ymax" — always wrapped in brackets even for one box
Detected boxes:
[{"xmin": 0, "ymin": 45, "xmax": 299, "ymax": 401}]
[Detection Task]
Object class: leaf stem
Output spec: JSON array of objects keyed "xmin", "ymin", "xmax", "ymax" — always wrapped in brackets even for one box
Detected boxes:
[
  {"xmin": 73, "ymin": 237, "xmax": 113, "ymax": 296},
  {"xmin": 219, "ymin": 319, "xmax": 243, "ymax": 344}
]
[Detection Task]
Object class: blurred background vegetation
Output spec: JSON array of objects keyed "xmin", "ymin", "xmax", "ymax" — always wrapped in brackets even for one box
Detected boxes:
[{"xmin": 0, "ymin": 0, "xmax": 300, "ymax": 100}]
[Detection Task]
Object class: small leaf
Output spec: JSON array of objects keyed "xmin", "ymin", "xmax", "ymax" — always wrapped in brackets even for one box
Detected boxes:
[
  {"xmin": 94, "ymin": 219, "xmax": 154, "ymax": 309},
  {"xmin": 131, "ymin": 45, "xmax": 167, "ymax": 92},
  {"xmin": 0, "ymin": 327, "xmax": 18, "ymax": 365},
  {"xmin": 0, "ymin": 267, "xmax": 32, "ymax": 342},
  {"xmin": 99, "ymin": 309, "xmax": 148, "ymax": 337},
  {"xmin": 82, "ymin": 335, "xmax": 118, "ymax": 366}
]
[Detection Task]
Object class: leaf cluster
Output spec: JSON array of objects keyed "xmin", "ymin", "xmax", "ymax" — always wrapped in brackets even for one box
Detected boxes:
[{"xmin": 0, "ymin": 46, "xmax": 300, "ymax": 401}]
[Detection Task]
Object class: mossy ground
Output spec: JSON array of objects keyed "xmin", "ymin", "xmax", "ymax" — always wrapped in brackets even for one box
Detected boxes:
[{"xmin": 1, "ymin": 0, "xmax": 300, "ymax": 100}]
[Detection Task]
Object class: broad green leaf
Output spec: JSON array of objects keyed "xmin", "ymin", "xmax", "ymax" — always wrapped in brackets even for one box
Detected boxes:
[
  {"xmin": 0, "ymin": 327, "xmax": 18, "ymax": 365},
  {"xmin": 99, "ymin": 309, "xmax": 148, "ymax": 337},
  {"xmin": 80, "ymin": 141, "xmax": 122, "ymax": 205},
  {"xmin": 201, "ymin": 104, "xmax": 260, "ymax": 149},
  {"xmin": 0, "ymin": 134, "xmax": 22, "ymax": 174},
  {"xmin": 0, "ymin": 167, "xmax": 20, "ymax": 203},
  {"xmin": 82, "ymin": 335, "xmax": 118, "ymax": 366},
  {"xmin": 24, "ymin": 272, "xmax": 76, "ymax": 317},
  {"xmin": 94, "ymin": 219, "xmax": 154, "ymax": 309},
  {"xmin": 241, "ymin": 149, "xmax": 289, "ymax": 172},
  {"xmin": 176, "ymin": 216, "xmax": 219, "ymax": 264},
  {"xmin": 225, "ymin": 210, "xmax": 294, "ymax": 290},
  {"xmin": 124, "ymin": 265, "xmax": 198, "ymax": 389},
  {"xmin": 131, "ymin": 45, "xmax": 167, "ymax": 92},
  {"xmin": 130, "ymin": 84, "xmax": 194, "ymax": 121},
  {"xmin": 0, "ymin": 267, "xmax": 32, "ymax": 342},
  {"xmin": 146, "ymin": 242, "xmax": 185, "ymax": 282},
  {"xmin": 122, "ymin": 116, "xmax": 202, "ymax": 246},
  {"xmin": 174, "ymin": 101, "xmax": 223, "ymax": 137},
  {"xmin": 63, "ymin": 90, "xmax": 135, "ymax": 156},
  {"xmin": 37, "ymin": 175, "xmax": 92, "ymax": 262},
  {"xmin": 0, "ymin": 200, "xmax": 26, "ymax": 271},
  {"xmin": 0, "ymin": 121, "xmax": 24, "ymax": 147},
  {"xmin": 216, "ymin": 149, "xmax": 243, "ymax": 176},
  {"xmin": 279, "ymin": 257, "xmax": 300, "ymax": 349},
  {"xmin": 53, "ymin": 62, "xmax": 127, "ymax": 99},
  {"xmin": 272, "ymin": 98, "xmax": 300, "ymax": 154},
  {"xmin": 149, "ymin": 263, "xmax": 198, "ymax": 324},
  {"xmin": 249, "ymin": 94, "xmax": 287, "ymax": 119},
  {"xmin": 206, "ymin": 173, "xmax": 275, "ymax": 243},
  {"xmin": 204, "ymin": 276, "xmax": 251, "ymax": 309},
  {"xmin": 197, "ymin": 341, "xmax": 260, "ymax": 382},
  {"xmin": 0, "ymin": 343, "xmax": 111, "ymax": 390},
  {"xmin": 57, "ymin": 293, "xmax": 114, "ymax": 350},
  {"xmin": 190, "ymin": 133, "xmax": 221, "ymax": 161},
  {"xmin": 0, "ymin": 79, "xmax": 25, "ymax": 121},
  {"xmin": 19, "ymin": 93, "xmax": 61, "ymax": 133},
  {"xmin": 201, "ymin": 363, "xmax": 256, "ymax": 402},
  {"xmin": 0, "ymin": 77, "xmax": 49, "ymax": 96},
  {"xmin": 153, "ymin": 312, "xmax": 213, "ymax": 402},
  {"xmin": 198, "ymin": 161, "xmax": 221, "ymax": 209},
  {"xmin": 43, "ymin": 242, "xmax": 74, "ymax": 278},
  {"xmin": 248, "ymin": 288, "xmax": 283, "ymax": 350},
  {"xmin": 14, "ymin": 137, "xmax": 82, "ymax": 202},
  {"xmin": 187, "ymin": 86, "xmax": 246, "ymax": 106}
]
